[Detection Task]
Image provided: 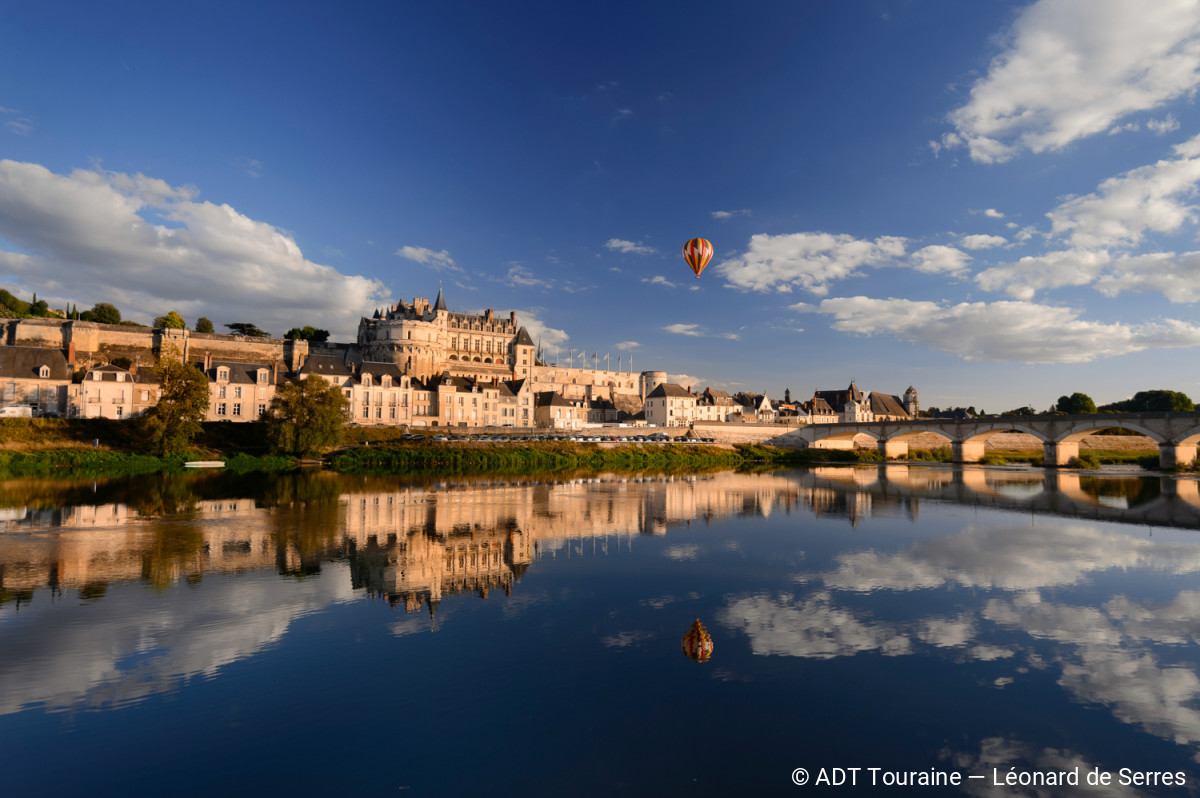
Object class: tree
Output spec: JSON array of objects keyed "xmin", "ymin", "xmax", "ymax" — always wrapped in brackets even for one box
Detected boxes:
[
  {"xmin": 263, "ymin": 375, "xmax": 349, "ymax": 457},
  {"xmin": 154, "ymin": 311, "xmax": 186, "ymax": 329},
  {"xmin": 1101, "ymin": 390, "xmax": 1195, "ymax": 413},
  {"xmin": 1055, "ymin": 392, "xmax": 1096, "ymax": 414},
  {"xmin": 90, "ymin": 302, "xmax": 122, "ymax": 325},
  {"xmin": 284, "ymin": 325, "xmax": 331, "ymax": 342},
  {"xmin": 225, "ymin": 322, "xmax": 270, "ymax": 337},
  {"xmin": 195, "ymin": 316, "xmax": 214, "ymax": 333},
  {"xmin": 138, "ymin": 353, "xmax": 211, "ymax": 456}
]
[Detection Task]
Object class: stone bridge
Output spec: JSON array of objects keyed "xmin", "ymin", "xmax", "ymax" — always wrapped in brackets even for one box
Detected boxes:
[{"xmin": 772, "ymin": 412, "xmax": 1200, "ymax": 468}]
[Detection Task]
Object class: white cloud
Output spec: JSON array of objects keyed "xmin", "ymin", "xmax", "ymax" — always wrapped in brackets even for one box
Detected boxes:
[
  {"xmin": 1095, "ymin": 250, "xmax": 1200, "ymax": 301},
  {"xmin": 799, "ymin": 295, "xmax": 1200, "ymax": 363},
  {"xmin": 0, "ymin": 160, "xmax": 391, "ymax": 340},
  {"xmin": 942, "ymin": 0, "xmax": 1200, "ymax": 162},
  {"xmin": 604, "ymin": 238, "xmax": 656, "ymax": 255},
  {"xmin": 982, "ymin": 208, "xmax": 1005, "ymax": 219},
  {"xmin": 975, "ymin": 249, "xmax": 1112, "ymax": 299},
  {"xmin": 663, "ymin": 324, "xmax": 738, "ymax": 341},
  {"xmin": 237, "ymin": 157, "xmax": 263, "ymax": 179},
  {"xmin": 512, "ymin": 308, "xmax": 569, "ymax": 355},
  {"xmin": 716, "ymin": 232, "xmax": 906, "ymax": 294},
  {"xmin": 396, "ymin": 245, "xmax": 459, "ymax": 271},
  {"xmin": 1148, "ymin": 113, "xmax": 1182, "ymax": 133},
  {"xmin": 504, "ymin": 264, "xmax": 552, "ymax": 290},
  {"xmin": 960, "ymin": 234, "xmax": 1007, "ymax": 250},
  {"xmin": 616, "ymin": 340, "xmax": 640, "ymax": 350},
  {"xmin": 5, "ymin": 118, "xmax": 32, "ymax": 136},
  {"xmin": 642, "ymin": 275, "xmax": 677, "ymax": 288},
  {"xmin": 909, "ymin": 245, "xmax": 971, "ymax": 276},
  {"xmin": 712, "ymin": 209, "xmax": 751, "ymax": 219},
  {"xmin": 1047, "ymin": 133, "xmax": 1200, "ymax": 249}
]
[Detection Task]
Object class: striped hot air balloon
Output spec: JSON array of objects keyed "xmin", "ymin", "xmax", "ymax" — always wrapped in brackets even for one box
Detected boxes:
[{"xmin": 682, "ymin": 238, "xmax": 714, "ymax": 278}]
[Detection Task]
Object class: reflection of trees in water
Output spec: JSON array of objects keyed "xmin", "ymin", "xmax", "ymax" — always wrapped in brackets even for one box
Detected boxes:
[
  {"xmin": 128, "ymin": 474, "xmax": 200, "ymax": 517},
  {"xmin": 141, "ymin": 520, "xmax": 208, "ymax": 590},
  {"xmin": 1078, "ymin": 475, "xmax": 1161, "ymax": 507},
  {"xmin": 262, "ymin": 473, "xmax": 347, "ymax": 578}
]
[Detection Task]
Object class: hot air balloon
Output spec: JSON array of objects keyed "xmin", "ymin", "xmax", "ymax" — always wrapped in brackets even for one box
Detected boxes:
[
  {"xmin": 682, "ymin": 238, "xmax": 713, "ymax": 279},
  {"xmin": 681, "ymin": 618, "xmax": 714, "ymax": 663}
]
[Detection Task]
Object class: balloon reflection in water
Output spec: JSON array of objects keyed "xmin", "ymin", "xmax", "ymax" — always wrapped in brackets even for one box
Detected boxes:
[{"xmin": 681, "ymin": 618, "xmax": 714, "ymax": 663}]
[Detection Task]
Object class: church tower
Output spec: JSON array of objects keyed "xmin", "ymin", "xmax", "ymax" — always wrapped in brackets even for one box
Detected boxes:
[{"xmin": 904, "ymin": 386, "xmax": 919, "ymax": 417}]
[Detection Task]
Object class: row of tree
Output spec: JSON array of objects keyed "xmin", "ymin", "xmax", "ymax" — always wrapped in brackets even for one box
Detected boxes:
[
  {"xmin": 925, "ymin": 390, "xmax": 1195, "ymax": 418},
  {"xmin": 141, "ymin": 353, "xmax": 348, "ymax": 458},
  {"xmin": 0, "ymin": 290, "xmax": 333, "ymax": 341},
  {"xmin": 1054, "ymin": 390, "xmax": 1194, "ymax": 414}
]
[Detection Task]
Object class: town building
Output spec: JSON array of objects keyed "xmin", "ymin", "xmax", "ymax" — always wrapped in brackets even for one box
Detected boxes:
[
  {"xmin": 644, "ymin": 383, "xmax": 696, "ymax": 427},
  {"xmin": 804, "ymin": 381, "xmax": 917, "ymax": 424}
]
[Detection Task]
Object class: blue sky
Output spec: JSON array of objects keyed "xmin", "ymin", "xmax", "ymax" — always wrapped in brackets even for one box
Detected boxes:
[{"xmin": 4, "ymin": 1, "xmax": 1200, "ymax": 412}]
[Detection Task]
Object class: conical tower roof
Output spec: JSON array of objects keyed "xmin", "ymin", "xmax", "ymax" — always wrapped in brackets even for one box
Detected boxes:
[{"xmin": 433, "ymin": 287, "xmax": 448, "ymax": 311}]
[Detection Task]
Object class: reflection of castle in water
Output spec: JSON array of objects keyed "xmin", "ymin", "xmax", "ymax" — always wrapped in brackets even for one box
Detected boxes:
[
  {"xmin": 0, "ymin": 473, "xmax": 802, "ymax": 609},
  {"xmin": 4, "ymin": 466, "xmax": 1198, "ymax": 610}
]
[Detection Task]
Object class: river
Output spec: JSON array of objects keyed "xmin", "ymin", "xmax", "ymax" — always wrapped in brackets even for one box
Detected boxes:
[{"xmin": 2, "ymin": 465, "xmax": 1199, "ymax": 795}]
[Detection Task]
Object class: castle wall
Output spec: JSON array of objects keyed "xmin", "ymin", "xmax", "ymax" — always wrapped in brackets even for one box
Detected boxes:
[{"xmin": 529, "ymin": 366, "xmax": 641, "ymax": 399}]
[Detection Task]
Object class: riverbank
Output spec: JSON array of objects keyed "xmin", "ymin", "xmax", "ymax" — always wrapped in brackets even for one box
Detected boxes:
[{"xmin": 0, "ymin": 418, "xmax": 1174, "ymax": 477}]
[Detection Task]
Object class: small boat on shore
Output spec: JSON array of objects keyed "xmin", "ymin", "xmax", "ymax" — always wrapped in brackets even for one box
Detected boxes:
[{"xmin": 184, "ymin": 460, "xmax": 225, "ymax": 469}]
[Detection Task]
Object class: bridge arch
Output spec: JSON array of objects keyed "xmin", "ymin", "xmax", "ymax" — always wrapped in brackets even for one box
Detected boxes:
[{"xmin": 1057, "ymin": 420, "xmax": 1165, "ymax": 444}]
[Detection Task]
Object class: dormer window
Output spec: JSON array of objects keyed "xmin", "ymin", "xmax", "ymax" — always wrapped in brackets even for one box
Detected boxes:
[
  {"xmin": 217, "ymin": 368, "xmax": 229, "ymax": 381},
  {"xmin": 116, "ymin": 373, "xmax": 125, "ymax": 382},
  {"xmin": 382, "ymin": 376, "xmax": 391, "ymax": 388},
  {"xmin": 362, "ymin": 375, "xmax": 371, "ymax": 387},
  {"xmin": 257, "ymin": 371, "xmax": 267, "ymax": 384},
  {"xmin": 91, "ymin": 372, "xmax": 100, "ymax": 381},
  {"xmin": 38, "ymin": 365, "xmax": 50, "ymax": 379}
]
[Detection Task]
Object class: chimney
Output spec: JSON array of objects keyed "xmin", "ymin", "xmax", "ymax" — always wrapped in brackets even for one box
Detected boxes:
[
  {"xmin": 204, "ymin": 352, "xmax": 212, "ymax": 371},
  {"xmin": 510, "ymin": 311, "xmax": 517, "ymax": 325},
  {"xmin": 67, "ymin": 340, "xmax": 76, "ymax": 367}
]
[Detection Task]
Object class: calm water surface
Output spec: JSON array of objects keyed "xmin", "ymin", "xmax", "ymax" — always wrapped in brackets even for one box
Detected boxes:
[{"xmin": 3, "ymin": 465, "xmax": 1200, "ymax": 796}]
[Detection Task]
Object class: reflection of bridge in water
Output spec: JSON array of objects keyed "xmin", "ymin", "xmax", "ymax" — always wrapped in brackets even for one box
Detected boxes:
[{"xmin": 802, "ymin": 465, "xmax": 1200, "ymax": 528}]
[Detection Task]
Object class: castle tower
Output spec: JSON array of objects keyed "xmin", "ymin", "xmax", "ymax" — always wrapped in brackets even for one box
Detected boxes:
[
  {"xmin": 512, "ymin": 327, "xmax": 535, "ymax": 379},
  {"xmin": 904, "ymin": 385, "xmax": 919, "ymax": 417},
  {"xmin": 640, "ymin": 370, "xmax": 668, "ymax": 401}
]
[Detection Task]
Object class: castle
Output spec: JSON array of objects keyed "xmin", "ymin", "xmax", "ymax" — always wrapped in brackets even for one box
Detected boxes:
[{"xmin": 0, "ymin": 289, "xmax": 657, "ymax": 428}]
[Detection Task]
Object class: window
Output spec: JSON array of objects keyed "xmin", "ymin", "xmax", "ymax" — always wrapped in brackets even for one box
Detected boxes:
[
  {"xmin": 233, "ymin": 403, "xmax": 242, "ymax": 416},
  {"xmin": 218, "ymin": 386, "xmax": 226, "ymax": 398},
  {"xmin": 140, "ymin": 390, "xmax": 150, "ymax": 401},
  {"xmin": 390, "ymin": 407, "xmax": 396, "ymax": 419},
  {"xmin": 116, "ymin": 373, "xmax": 125, "ymax": 382},
  {"xmin": 258, "ymin": 371, "xmax": 267, "ymax": 384},
  {"xmin": 217, "ymin": 403, "xmax": 227, "ymax": 416},
  {"xmin": 218, "ymin": 368, "xmax": 228, "ymax": 381},
  {"xmin": 38, "ymin": 365, "xmax": 50, "ymax": 378},
  {"xmin": 362, "ymin": 406, "xmax": 369, "ymax": 418},
  {"xmin": 234, "ymin": 386, "xmax": 242, "ymax": 399},
  {"xmin": 91, "ymin": 372, "xmax": 100, "ymax": 381},
  {"xmin": 376, "ymin": 407, "xmax": 382, "ymax": 419},
  {"xmin": 258, "ymin": 404, "xmax": 266, "ymax": 417}
]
